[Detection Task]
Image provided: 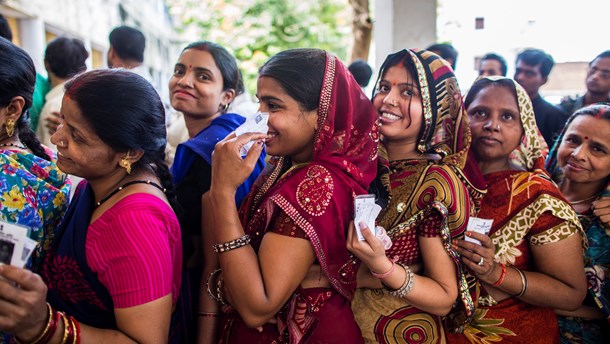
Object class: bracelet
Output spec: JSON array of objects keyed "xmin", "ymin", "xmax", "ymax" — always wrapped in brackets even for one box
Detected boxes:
[
  {"xmin": 213, "ymin": 234, "xmax": 251, "ymax": 253},
  {"xmin": 59, "ymin": 312, "xmax": 70, "ymax": 344},
  {"xmin": 216, "ymin": 273, "xmax": 227, "ymax": 305},
  {"xmin": 14, "ymin": 303, "xmax": 59, "ymax": 344},
  {"xmin": 491, "ymin": 263, "xmax": 507, "ymax": 287},
  {"xmin": 387, "ymin": 263, "xmax": 415, "ymax": 298},
  {"xmin": 370, "ymin": 256, "xmax": 400, "ymax": 279},
  {"xmin": 197, "ymin": 311, "xmax": 220, "ymax": 317},
  {"xmin": 71, "ymin": 315, "xmax": 81, "ymax": 344},
  {"xmin": 511, "ymin": 266, "xmax": 528, "ymax": 298},
  {"xmin": 206, "ymin": 269, "xmax": 224, "ymax": 304}
]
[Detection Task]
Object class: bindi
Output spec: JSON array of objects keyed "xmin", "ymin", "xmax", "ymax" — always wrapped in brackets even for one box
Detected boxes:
[{"xmin": 584, "ymin": 136, "xmax": 589, "ymax": 140}]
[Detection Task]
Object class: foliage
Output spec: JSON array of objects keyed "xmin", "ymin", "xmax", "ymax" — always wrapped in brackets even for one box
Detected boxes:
[{"xmin": 169, "ymin": 0, "xmax": 351, "ymax": 96}]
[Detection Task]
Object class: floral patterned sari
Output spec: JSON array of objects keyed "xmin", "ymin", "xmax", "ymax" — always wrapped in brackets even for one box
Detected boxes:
[
  {"xmin": 448, "ymin": 77, "xmax": 584, "ymax": 344},
  {"xmin": 351, "ymin": 49, "xmax": 486, "ymax": 344}
]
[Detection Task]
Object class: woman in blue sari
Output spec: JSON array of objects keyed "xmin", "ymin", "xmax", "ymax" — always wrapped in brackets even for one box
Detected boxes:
[
  {"xmin": 546, "ymin": 103, "xmax": 610, "ymax": 343},
  {"xmin": 168, "ymin": 41, "xmax": 265, "ymax": 343}
]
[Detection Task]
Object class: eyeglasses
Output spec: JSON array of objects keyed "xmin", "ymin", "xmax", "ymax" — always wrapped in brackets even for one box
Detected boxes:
[{"xmin": 588, "ymin": 66, "xmax": 610, "ymax": 80}]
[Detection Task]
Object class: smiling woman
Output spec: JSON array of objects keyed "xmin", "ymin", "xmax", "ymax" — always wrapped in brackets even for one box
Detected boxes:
[{"xmin": 546, "ymin": 104, "xmax": 610, "ymax": 343}]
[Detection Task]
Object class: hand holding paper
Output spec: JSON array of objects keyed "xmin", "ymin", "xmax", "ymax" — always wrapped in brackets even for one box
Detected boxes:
[{"xmin": 235, "ymin": 111, "xmax": 269, "ymax": 156}]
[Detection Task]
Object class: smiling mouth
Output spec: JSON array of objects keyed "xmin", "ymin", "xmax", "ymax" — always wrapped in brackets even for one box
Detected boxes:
[{"xmin": 380, "ymin": 112, "xmax": 403, "ymax": 121}]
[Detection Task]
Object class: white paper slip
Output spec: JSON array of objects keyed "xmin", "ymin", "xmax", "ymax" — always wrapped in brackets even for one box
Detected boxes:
[
  {"xmin": 464, "ymin": 217, "xmax": 493, "ymax": 246},
  {"xmin": 354, "ymin": 194, "xmax": 382, "ymax": 241},
  {"xmin": 0, "ymin": 221, "xmax": 29, "ymax": 267},
  {"xmin": 235, "ymin": 111, "xmax": 269, "ymax": 156}
]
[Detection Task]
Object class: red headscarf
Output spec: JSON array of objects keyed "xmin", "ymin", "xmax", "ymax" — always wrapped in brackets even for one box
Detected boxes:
[{"xmin": 239, "ymin": 52, "xmax": 378, "ymax": 299}]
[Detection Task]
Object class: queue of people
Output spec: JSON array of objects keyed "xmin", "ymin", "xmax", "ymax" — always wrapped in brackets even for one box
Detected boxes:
[{"xmin": 0, "ymin": 16, "xmax": 609, "ymax": 344}]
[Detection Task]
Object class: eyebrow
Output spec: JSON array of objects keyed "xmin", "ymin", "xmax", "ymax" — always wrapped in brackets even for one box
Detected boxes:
[
  {"xmin": 380, "ymin": 79, "xmax": 418, "ymax": 88},
  {"xmin": 175, "ymin": 63, "xmax": 214, "ymax": 74},
  {"xmin": 257, "ymin": 95, "xmax": 284, "ymax": 103}
]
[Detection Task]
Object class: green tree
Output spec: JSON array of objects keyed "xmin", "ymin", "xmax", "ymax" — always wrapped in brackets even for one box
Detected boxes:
[{"xmin": 170, "ymin": 0, "xmax": 351, "ymax": 95}]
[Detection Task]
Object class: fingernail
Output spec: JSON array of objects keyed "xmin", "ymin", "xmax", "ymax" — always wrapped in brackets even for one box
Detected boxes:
[
  {"xmin": 465, "ymin": 231, "xmax": 471, "ymax": 237},
  {"xmin": 359, "ymin": 221, "xmax": 367, "ymax": 229}
]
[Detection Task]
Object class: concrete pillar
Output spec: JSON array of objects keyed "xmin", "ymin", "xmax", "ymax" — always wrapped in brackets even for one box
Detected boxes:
[
  {"xmin": 374, "ymin": 0, "xmax": 437, "ymax": 72},
  {"xmin": 18, "ymin": 17, "xmax": 46, "ymax": 74}
]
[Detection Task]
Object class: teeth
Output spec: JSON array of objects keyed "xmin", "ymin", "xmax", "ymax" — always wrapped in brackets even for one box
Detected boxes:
[{"xmin": 382, "ymin": 113, "xmax": 401, "ymax": 121}]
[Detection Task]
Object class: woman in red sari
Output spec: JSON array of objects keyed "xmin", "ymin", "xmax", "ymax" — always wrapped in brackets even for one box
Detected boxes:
[
  {"xmin": 449, "ymin": 76, "xmax": 587, "ymax": 343},
  {"xmin": 204, "ymin": 48, "xmax": 378, "ymax": 343}
]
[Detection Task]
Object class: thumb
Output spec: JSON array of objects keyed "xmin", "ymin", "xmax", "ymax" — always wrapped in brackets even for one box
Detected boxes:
[{"xmin": 243, "ymin": 139, "xmax": 264, "ymax": 167}]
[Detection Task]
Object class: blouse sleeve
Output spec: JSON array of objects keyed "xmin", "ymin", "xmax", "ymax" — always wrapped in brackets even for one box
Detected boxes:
[
  {"xmin": 86, "ymin": 197, "xmax": 180, "ymax": 308},
  {"xmin": 268, "ymin": 209, "xmax": 309, "ymax": 240}
]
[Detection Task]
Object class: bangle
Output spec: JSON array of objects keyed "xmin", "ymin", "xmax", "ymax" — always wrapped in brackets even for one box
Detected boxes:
[
  {"xmin": 14, "ymin": 303, "xmax": 59, "ymax": 344},
  {"xmin": 370, "ymin": 256, "xmax": 400, "ymax": 279},
  {"xmin": 206, "ymin": 269, "xmax": 227, "ymax": 305},
  {"xmin": 71, "ymin": 316, "xmax": 81, "ymax": 344},
  {"xmin": 197, "ymin": 311, "xmax": 220, "ymax": 317},
  {"xmin": 491, "ymin": 263, "xmax": 507, "ymax": 287},
  {"xmin": 213, "ymin": 234, "xmax": 251, "ymax": 253},
  {"xmin": 59, "ymin": 312, "xmax": 70, "ymax": 344},
  {"xmin": 387, "ymin": 263, "xmax": 415, "ymax": 298},
  {"xmin": 511, "ymin": 266, "xmax": 528, "ymax": 298}
]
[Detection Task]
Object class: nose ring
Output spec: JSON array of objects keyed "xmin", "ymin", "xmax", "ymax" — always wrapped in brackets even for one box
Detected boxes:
[
  {"xmin": 390, "ymin": 100, "xmax": 398, "ymax": 107},
  {"xmin": 58, "ymin": 141, "xmax": 66, "ymax": 148},
  {"xmin": 496, "ymin": 124, "xmax": 500, "ymax": 130}
]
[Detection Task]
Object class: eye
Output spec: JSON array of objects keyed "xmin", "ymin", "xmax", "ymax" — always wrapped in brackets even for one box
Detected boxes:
[
  {"xmin": 470, "ymin": 109, "xmax": 487, "ymax": 119},
  {"xmin": 402, "ymin": 89, "xmax": 415, "ymax": 97},
  {"xmin": 173, "ymin": 66, "xmax": 185, "ymax": 76},
  {"xmin": 266, "ymin": 101, "xmax": 280, "ymax": 111},
  {"xmin": 592, "ymin": 144, "xmax": 608, "ymax": 154},
  {"xmin": 501, "ymin": 112, "xmax": 516, "ymax": 121},
  {"xmin": 376, "ymin": 84, "xmax": 390, "ymax": 94},
  {"xmin": 196, "ymin": 72, "xmax": 211, "ymax": 81}
]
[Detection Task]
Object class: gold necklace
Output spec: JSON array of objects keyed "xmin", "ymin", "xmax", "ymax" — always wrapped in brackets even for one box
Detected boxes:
[{"xmin": 282, "ymin": 162, "xmax": 310, "ymax": 178}]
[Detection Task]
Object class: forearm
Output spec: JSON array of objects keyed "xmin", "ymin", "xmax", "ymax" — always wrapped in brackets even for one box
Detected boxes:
[{"xmin": 208, "ymin": 188, "xmax": 281, "ymax": 325}]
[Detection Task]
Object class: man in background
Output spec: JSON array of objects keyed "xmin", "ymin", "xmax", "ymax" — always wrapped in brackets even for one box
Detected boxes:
[
  {"xmin": 514, "ymin": 48, "xmax": 567, "ymax": 147},
  {"xmin": 478, "ymin": 53, "xmax": 507, "ymax": 77},
  {"xmin": 559, "ymin": 50, "xmax": 610, "ymax": 115},
  {"xmin": 427, "ymin": 43, "xmax": 458, "ymax": 70},
  {"xmin": 107, "ymin": 25, "xmax": 153, "ymax": 83},
  {"xmin": 348, "ymin": 59, "xmax": 373, "ymax": 90}
]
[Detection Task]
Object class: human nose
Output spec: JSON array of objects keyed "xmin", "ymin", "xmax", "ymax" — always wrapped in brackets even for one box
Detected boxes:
[
  {"xmin": 177, "ymin": 72, "xmax": 193, "ymax": 88},
  {"xmin": 482, "ymin": 116, "xmax": 500, "ymax": 132},
  {"xmin": 382, "ymin": 88, "xmax": 400, "ymax": 107},
  {"xmin": 50, "ymin": 123, "xmax": 66, "ymax": 147},
  {"xmin": 570, "ymin": 144, "xmax": 586, "ymax": 160}
]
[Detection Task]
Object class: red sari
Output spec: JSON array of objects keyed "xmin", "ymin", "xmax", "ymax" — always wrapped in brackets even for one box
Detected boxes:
[
  {"xmin": 447, "ymin": 77, "xmax": 584, "ymax": 343},
  {"xmin": 218, "ymin": 52, "xmax": 378, "ymax": 344}
]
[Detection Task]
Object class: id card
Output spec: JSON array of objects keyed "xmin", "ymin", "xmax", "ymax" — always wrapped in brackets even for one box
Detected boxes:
[{"xmin": 464, "ymin": 217, "xmax": 493, "ymax": 246}]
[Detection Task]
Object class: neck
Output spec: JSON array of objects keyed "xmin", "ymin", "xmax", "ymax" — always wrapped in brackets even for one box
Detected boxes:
[
  {"xmin": 88, "ymin": 168, "xmax": 133, "ymax": 205},
  {"xmin": 560, "ymin": 178, "xmax": 605, "ymax": 204},
  {"xmin": 183, "ymin": 112, "xmax": 222, "ymax": 138},
  {"xmin": 114, "ymin": 59, "xmax": 142, "ymax": 70},
  {"xmin": 476, "ymin": 157, "xmax": 514, "ymax": 175},
  {"xmin": 0, "ymin": 133, "xmax": 22, "ymax": 145},
  {"xmin": 529, "ymin": 92, "xmax": 540, "ymax": 101},
  {"xmin": 49, "ymin": 74, "xmax": 67, "ymax": 89},
  {"xmin": 384, "ymin": 139, "xmax": 420, "ymax": 161},
  {"xmin": 584, "ymin": 91, "xmax": 609, "ymax": 106}
]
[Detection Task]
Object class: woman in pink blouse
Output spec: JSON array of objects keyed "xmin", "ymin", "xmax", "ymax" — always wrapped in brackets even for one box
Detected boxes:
[{"xmin": 0, "ymin": 69, "xmax": 182, "ymax": 343}]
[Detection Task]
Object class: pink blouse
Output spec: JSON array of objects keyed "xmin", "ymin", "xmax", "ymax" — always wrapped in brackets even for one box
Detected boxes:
[{"xmin": 85, "ymin": 193, "xmax": 182, "ymax": 308}]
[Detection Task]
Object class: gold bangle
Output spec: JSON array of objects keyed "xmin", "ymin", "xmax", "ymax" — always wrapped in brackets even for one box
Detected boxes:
[
  {"xmin": 61, "ymin": 312, "xmax": 70, "ymax": 344},
  {"xmin": 13, "ymin": 303, "xmax": 54, "ymax": 344}
]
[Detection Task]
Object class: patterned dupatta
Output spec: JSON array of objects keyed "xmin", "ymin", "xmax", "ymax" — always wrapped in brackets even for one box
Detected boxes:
[
  {"xmin": 373, "ymin": 49, "xmax": 486, "ymax": 332},
  {"xmin": 237, "ymin": 53, "xmax": 378, "ymax": 341}
]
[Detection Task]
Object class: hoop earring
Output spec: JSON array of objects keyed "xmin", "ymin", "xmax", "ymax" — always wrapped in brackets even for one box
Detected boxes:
[
  {"xmin": 119, "ymin": 155, "xmax": 132, "ymax": 174},
  {"xmin": 5, "ymin": 119, "xmax": 15, "ymax": 137},
  {"xmin": 220, "ymin": 103, "xmax": 229, "ymax": 113}
]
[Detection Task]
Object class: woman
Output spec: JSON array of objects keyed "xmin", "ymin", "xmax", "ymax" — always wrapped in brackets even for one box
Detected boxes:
[
  {"xmin": 347, "ymin": 49, "xmax": 485, "ymax": 343},
  {"xmin": 0, "ymin": 69, "xmax": 182, "ymax": 343},
  {"xmin": 168, "ymin": 41, "xmax": 265, "ymax": 342},
  {"xmin": 450, "ymin": 76, "xmax": 587, "ymax": 343},
  {"xmin": 546, "ymin": 104, "xmax": 610, "ymax": 343},
  {"xmin": 204, "ymin": 48, "xmax": 377, "ymax": 343},
  {"xmin": 0, "ymin": 37, "xmax": 70, "ymax": 271}
]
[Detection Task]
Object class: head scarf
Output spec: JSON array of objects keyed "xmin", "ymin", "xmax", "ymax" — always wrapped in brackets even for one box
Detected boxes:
[
  {"xmin": 239, "ymin": 52, "xmax": 378, "ymax": 299},
  {"xmin": 475, "ymin": 76, "xmax": 550, "ymax": 172}
]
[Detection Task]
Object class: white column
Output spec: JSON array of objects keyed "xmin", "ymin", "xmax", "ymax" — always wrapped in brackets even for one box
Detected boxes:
[
  {"xmin": 18, "ymin": 17, "xmax": 46, "ymax": 75},
  {"xmin": 374, "ymin": 0, "xmax": 437, "ymax": 72}
]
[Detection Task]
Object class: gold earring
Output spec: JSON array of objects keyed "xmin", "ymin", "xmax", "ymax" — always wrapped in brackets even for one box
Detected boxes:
[
  {"xmin": 119, "ymin": 157, "xmax": 132, "ymax": 174},
  {"xmin": 5, "ymin": 119, "xmax": 15, "ymax": 137}
]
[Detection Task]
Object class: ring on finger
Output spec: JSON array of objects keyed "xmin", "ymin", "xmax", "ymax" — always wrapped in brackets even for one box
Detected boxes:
[{"xmin": 477, "ymin": 256, "xmax": 484, "ymax": 266}]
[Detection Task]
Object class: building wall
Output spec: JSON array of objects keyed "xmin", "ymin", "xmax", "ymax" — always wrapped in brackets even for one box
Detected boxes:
[{"xmin": 0, "ymin": 0, "xmax": 178, "ymax": 100}]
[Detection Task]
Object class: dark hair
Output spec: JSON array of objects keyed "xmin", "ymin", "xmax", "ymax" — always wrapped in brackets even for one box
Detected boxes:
[
  {"xmin": 0, "ymin": 14, "xmax": 12, "ymax": 41},
  {"xmin": 480, "ymin": 53, "xmax": 508, "ymax": 76},
  {"xmin": 516, "ymin": 48, "xmax": 554, "ymax": 78},
  {"xmin": 109, "ymin": 26, "xmax": 145, "ymax": 62},
  {"xmin": 64, "ymin": 69, "xmax": 178, "ymax": 212},
  {"xmin": 348, "ymin": 59, "xmax": 373, "ymax": 87},
  {"xmin": 182, "ymin": 41, "xmax": 244, "ymax": 96},
  {"xmin": 0, "ymin": 37, "xmax": 50, "ymax": 160},
  {"xmin": 591, "ymin": 50, "xmax": 610, "ymax": 65},
  {"xmin": 571, "ymin": 103, "xmax": 610, "ymax": 121},
  {"xmin": 259, "ymin": 48, "xmax": 326, "ymax": 112},
  {"xmin": 465, "ymin": 77, "xmax": 518, "ymax": 109},
  {"xmin": 45, "ymin": 37, "xmax": 88, "ymax": 79},
  {"xmin": 426, "ymin": 43, "xmax": 458, "ymax": 70}
]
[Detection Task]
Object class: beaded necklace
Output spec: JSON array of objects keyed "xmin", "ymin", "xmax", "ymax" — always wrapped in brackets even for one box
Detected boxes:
[
  {"xmin": 0, "ymin": 142, "xmax": 27, "ymax": 150},
  {"xmin": 96, "ymin": 180, "xmax": 166, "ymax": 207}
]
